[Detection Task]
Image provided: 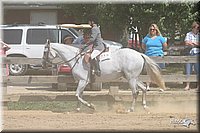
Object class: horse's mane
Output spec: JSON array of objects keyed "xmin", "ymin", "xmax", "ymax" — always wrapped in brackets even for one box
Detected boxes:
[{"xmin": 51, "ymin": 43, "xmax": 80, "ymax": 54}]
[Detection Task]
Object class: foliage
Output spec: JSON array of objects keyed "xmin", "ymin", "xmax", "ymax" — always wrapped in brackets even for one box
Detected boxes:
[
  {"xmin": 60, "ymin": 2, "xmax": 199, "ymax": 46},
  {"xmin": 129, "ymin": 3, "xmax": 199, "ymax": 44}
]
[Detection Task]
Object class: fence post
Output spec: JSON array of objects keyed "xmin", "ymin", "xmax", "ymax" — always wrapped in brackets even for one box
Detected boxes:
[
  {"xmin": 2, "ymin": 79, "xmax": 7, "ymax": 96},
  {"xmin": 109, "ymin": 86, "xmax": 122, "ymax": 101},
  {"xmin": 52, "ymin": 64, "xmax": 67, "ymax": 91},
  {"xmin": 1, "ymin": 61, "xmax": 8, "ymax": 95},
  {"xmin": 109, "ymin": 86, "xmax": 119, "ymax": 96}
]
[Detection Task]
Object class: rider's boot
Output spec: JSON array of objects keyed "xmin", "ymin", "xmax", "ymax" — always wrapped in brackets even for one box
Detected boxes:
[{"xmin": 91, "ymin": 58, "xmax": 101, "ymax": 77}]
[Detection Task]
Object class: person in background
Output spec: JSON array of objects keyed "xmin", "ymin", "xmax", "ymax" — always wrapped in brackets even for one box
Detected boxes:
[
  {"xmin": 0, "ymin": 39, "xmax": 11, "ymax": 76},
  {"xmin": 184, "ymin": 21, "xmax": 199, "ymax": 91},
  {"xmin": 73, "ymin": 29, "xmax": 91, "ymax": 47},
  {"xmin": 63, "ymin": 35, "xmax": 74, "ymax": 45},
  {"xmin": 141, "ymin": 24, "xmax": 168, "ymax": 91}
]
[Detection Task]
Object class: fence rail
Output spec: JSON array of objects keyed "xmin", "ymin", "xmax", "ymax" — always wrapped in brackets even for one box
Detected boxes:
[
  {"xmin": 3, "ymin": 75, "xmax": 197, "ymax": 84},
  {"xmin": 2, "ymin": 56, "xmax": 198, "ymax": 64},
  {"xmin": 1, "ymin": 56, "xmax": 198, "ymax": 94}
]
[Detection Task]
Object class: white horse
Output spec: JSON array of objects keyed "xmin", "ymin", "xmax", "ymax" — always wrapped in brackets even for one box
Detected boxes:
[{"xmin": 42, "ymin": 41, "xmax": 165, "ymax": 112}]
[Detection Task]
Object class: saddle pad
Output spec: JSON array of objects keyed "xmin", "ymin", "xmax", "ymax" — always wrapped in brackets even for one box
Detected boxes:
[{"xmin": 99, "ymin": 51, "xmax": 111, "ymax": 62}]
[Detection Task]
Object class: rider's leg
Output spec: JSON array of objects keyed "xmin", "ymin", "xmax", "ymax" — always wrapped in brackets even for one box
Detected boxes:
[
  {"xmin": 91, "ymin": 58, "xmax": 101, "ymax": 76},
  {"xmin": 91, "ymin": 50, "xmax": 101, "ymax": 76},
  {"xmin": 84, "ymin": 53, "xmax": 91, "ymax": 64}
]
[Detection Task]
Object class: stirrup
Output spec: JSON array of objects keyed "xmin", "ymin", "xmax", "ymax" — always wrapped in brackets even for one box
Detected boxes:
[
  {"xmin": 95, "ymin": 70, "xmax": 101, "ymax": 77},
  {"xmin": 92, "ymin": 69, "xmax": 95, "ymax": 75}
]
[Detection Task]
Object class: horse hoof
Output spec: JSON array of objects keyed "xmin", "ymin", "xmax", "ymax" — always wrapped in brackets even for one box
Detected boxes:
[
  {"xmin": 88, "ymin": 103, "xmax": 95, "ymax": 110},
  {"xmin": 143, "ymin": 106, "xmax": 150, "ymax": 114},
  {"xmin": 127, "ymin": 108, "xmax": 134, "ymax": 112},
  {"xmin": 76, "ymin": 108, "xmax": 80, "ymax": 112},
  {"xmin": 159, "ymin": 89, "xmax": 164, "ymax": 92}
]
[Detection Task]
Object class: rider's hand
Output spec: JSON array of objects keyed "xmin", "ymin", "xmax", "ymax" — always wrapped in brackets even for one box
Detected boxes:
[{"xmin": 81, "ymin": 44, "xmax": 88, "ymax": 50}]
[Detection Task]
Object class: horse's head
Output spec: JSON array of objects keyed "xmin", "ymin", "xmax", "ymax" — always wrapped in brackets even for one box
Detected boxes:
[
  {"xmin": 42, "ymin": 41, "xmax": 81, "ymax": 70},
  {"xmin": 42, "ymin": 40, "xmax": 62, "ymax": 69},
  {"xmin": 42, "ymin": 40, "xmax": 51, "ymax": 69}
]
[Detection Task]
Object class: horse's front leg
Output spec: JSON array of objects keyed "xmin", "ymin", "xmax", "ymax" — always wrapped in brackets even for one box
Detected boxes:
[
  {"xmin": 76, "ymin": 91, "xmax": 83, "ymax": 112},
  {"xmin": 75, "ymin": 80, "xmax": 95, "ymax": 110}
]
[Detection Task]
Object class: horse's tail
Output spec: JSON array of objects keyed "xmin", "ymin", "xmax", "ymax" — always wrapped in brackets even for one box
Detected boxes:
[{"xmin": 141, "ymin": 54, "xmax": 166, "ymax": 90}]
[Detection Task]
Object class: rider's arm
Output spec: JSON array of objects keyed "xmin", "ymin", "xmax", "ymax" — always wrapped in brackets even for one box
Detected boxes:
[
  {"xmin": 86, "ymin": 27, "xmax": 98, "ymax": 45},
  {"xmin": 72, "ymin": 36, "xmax": 83, "ymax": 45},
  {"xmin": 81, "ymin": 44, "xmax": 88, "ymax": 50}
]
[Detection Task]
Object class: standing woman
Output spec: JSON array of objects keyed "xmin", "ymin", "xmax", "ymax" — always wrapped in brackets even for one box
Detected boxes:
[
  {"xmin": 184, "ymin": 21, "xmax": 199, "ymax": 91},
  {"xmin": 142, "ymin": 24, "xmax": 168, "ymax": 90}
]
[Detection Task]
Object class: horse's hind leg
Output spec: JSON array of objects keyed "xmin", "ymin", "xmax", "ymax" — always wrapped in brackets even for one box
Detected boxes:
[
  {"xmin": 137, "ymin": 81, "xmax": 150, "ymax": 114},
  {"xmin": 128, "ymin": 78, "xmax": 139, "ymax": 112}
]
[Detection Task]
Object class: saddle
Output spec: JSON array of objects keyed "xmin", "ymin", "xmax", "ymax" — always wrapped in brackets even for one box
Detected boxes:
[
  {"xmin": 83, "ymin": 47, "xmax": 110, "ymax": 82},
  {"xmin": 83, "ymin": 47, "xmax": 109, "ymax": 63}
]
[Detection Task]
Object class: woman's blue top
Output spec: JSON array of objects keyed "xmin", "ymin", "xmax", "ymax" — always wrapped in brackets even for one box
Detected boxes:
[{"xmin": 142, "ymin": 34, "xmax": 166, "ymax": 56}]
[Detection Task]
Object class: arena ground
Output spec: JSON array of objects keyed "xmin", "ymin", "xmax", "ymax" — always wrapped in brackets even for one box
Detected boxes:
[
  {"xmin": 3, "ymin": 109, "xmax": 198, "ymax": 131},
  {"xmin": 2, "ymin": 85, "xmax": 199, "ymax": 132}
]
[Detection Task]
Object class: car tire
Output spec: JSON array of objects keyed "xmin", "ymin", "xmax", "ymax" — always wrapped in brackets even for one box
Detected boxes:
[{"xmin": 9, "ymin": 64, "xmax": 28, "ymax": 76}]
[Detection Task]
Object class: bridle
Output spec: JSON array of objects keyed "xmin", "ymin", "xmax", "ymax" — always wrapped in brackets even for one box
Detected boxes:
[
  {"xmin": 42, "ymin": 40, "xmax": 107, "ymax": 71},
  {"xmin": 42, "ymin": 41, "xmax": 84, "ymax": 71}
]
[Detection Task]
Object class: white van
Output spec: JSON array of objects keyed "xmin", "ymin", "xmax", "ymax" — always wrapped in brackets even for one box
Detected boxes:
[
  {"xmin": 1, "ymin": 24, "xmax": 78, "ymax": 75},
  {"xmin": 1, "ymin": 24, "xmax": 123, "ymax": 76}
]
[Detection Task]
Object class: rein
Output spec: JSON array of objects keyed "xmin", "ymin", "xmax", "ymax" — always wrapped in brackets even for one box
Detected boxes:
[
  {"xmin": 44, "ymin": 43, "xmax": 106, "ymax": 71},
  {"xmin": 45, "ymin": 45, "xmax": 87, "ymax": 71}
]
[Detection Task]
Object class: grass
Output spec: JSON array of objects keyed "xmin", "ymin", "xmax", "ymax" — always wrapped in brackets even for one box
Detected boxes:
[
  {"xmin": 6, "ymin": 101, "xmax": 109, "ymax": 112},
  {"xmin": 7, "ymin": 101, "xmax": 77, "ymax": 112}
]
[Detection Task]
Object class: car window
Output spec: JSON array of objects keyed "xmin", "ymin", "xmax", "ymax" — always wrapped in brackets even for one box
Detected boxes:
[
  {"xmin": 3, "ymin": 29, "xmax": 22, "ymax": 44},
  {"xmin": 68, "ymin": 28, "xmax": 80, "ymax": 37},
  {"xmin": 61, "ymin": 29, "xmax": 76, "ymax": 44},
  {"xmin": 27, "ymin": 29, "xmax": 59, "ymax": 44}
]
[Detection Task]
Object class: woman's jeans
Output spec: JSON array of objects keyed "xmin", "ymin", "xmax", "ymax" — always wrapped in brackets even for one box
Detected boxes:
[
  {"xmin": 186, "ymin": 63, "xmax": 199, "ymax": 77},
  {"xmin": 158, "ymin": 63, "xmax": 165, "ymax": 69},
  {"xmin": 185, "ymin": 53, "xmax": 199, "ymax": 77}
]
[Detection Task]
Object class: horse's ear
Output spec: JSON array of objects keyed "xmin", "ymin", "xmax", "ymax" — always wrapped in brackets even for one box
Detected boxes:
[
  {"xmin": 46, "ymin": 39, "xmax": 50, "ymax": 47},
  {"xmin": 44, "ymin": 39, "xmax": 50, "ymax": 52}
]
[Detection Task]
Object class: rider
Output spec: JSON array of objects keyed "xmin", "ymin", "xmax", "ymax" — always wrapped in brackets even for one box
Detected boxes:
[{"xmin": 83, "ymin": 15, "xmax": 105, "ymax": 76}]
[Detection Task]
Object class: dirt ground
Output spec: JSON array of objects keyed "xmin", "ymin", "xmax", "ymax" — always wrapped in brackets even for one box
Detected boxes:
[
  {"xmin": 2, "ymin": 85, "xmax": 199, "ymax": 132},
  {"xmin": 2, "ymin": 100, "xmax": 198, "ymax": 132}
]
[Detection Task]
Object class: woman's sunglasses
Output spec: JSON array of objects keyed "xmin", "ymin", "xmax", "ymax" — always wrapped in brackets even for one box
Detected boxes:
[{"xmin": 150, "ymin": 29, "xmax": 156, "ymax": 31}]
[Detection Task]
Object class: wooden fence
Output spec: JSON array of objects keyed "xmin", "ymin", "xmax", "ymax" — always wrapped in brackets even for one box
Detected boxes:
[{"xmin": 1, "ymin": 56, "xmax": 199, "ymax": 93}]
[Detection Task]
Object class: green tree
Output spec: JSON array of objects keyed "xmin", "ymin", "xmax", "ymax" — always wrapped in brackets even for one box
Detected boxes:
[
  {"xmin": 61, "ymin": 2, "xmax": 199, "ymax": 46},
  {"xmin": 129, "ymin": 3, "xmax": 198, "ymax": 44},
  {"xmin": 61, "ymin": 4, "xmax": 130, "ymax": 42}
]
